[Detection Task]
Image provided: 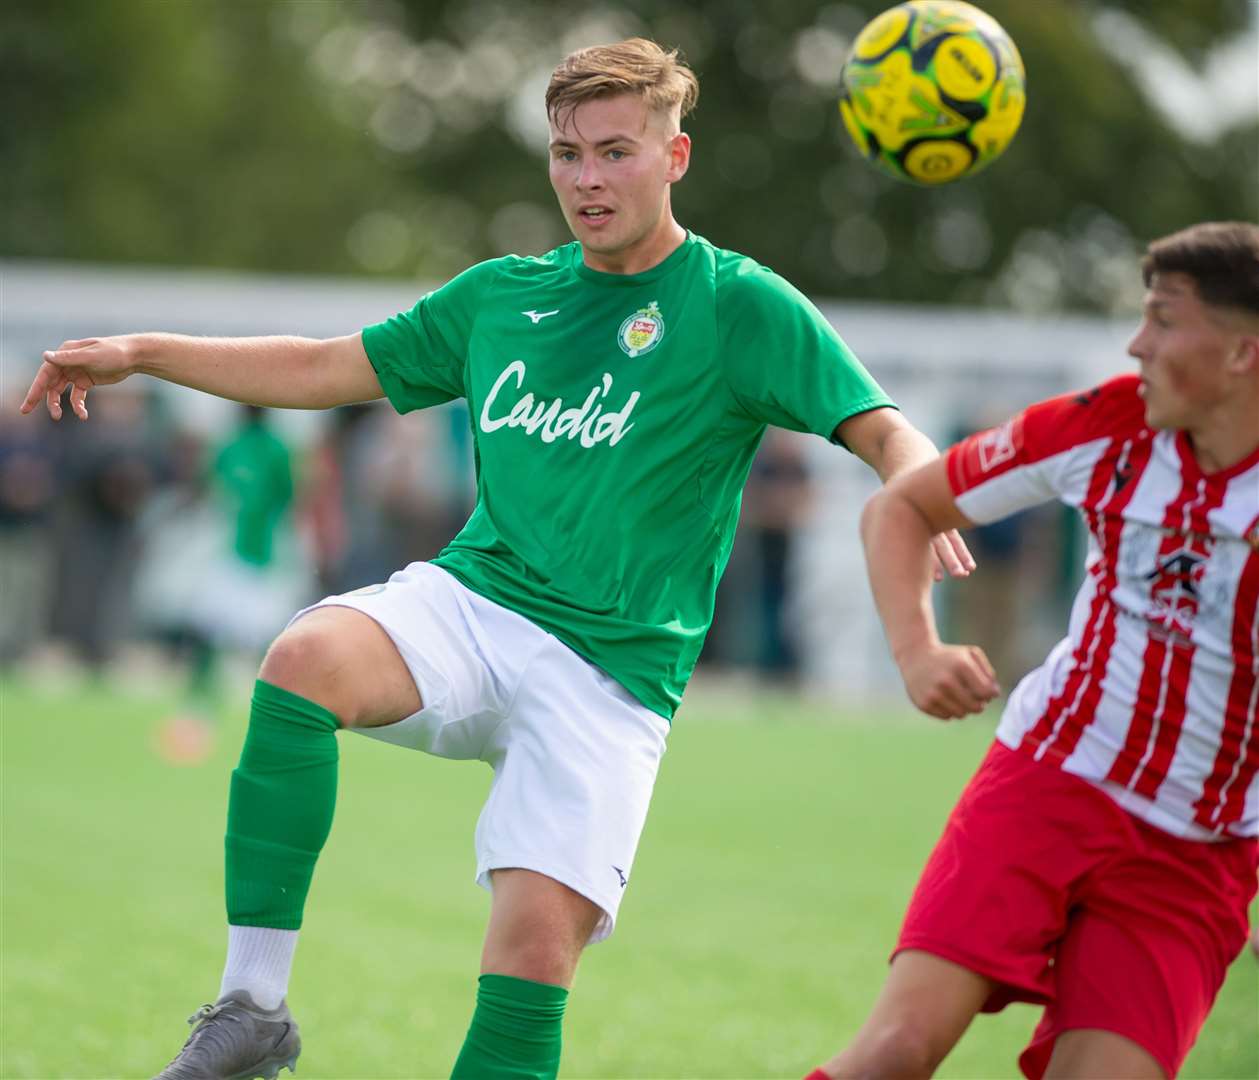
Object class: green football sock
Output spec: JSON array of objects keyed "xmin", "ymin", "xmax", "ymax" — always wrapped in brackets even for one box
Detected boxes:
[
  {"xmin": 225, "ymin": 679, "xmax": 340, "ymax": 930},
  {"xmin": 450, "ymin": 974, "xmax": 569, "ymax": 1080}
]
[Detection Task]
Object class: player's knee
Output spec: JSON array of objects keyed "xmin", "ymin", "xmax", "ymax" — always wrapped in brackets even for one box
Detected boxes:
[
  {"xmin": 487, "ymin": 937, "xmax": 584, "ymax": 987},
  {"xmin": 841, "ymin": 1018, "xmax": 942, "ymax": 1079},
  {"xmin": 258, "ymin": 623, "xmax": 355, "ymax": 722}
]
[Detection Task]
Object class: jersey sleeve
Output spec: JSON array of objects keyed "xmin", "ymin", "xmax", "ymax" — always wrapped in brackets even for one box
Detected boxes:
[
  {"xmin": 716, "ymin": 262, "xmax": 894, "ymax": 442},
  {"xmin": 947, "ymin": 375, "xmax": 1145, "ymax": 523},
  {"xmin": 361, "ymin": 259, "xmax": 502, "ymax": 413}
]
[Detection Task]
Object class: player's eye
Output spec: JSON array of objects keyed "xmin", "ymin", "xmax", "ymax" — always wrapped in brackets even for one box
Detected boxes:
[
  {"xmin": 607, "ymin": 149, "xmax": 627, "ymax": 160},
  {"xmin": 555, "ymin": 150, "xmax": 577, "ymax": 163}
]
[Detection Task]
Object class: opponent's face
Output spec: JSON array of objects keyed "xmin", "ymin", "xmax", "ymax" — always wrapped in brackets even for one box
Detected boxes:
[
  {"xmin": 548, "ymin": 94, "xmax": 690, "ymax": 274},
  {"xmin": 1127, "ymin": 273, "xmax": 1252, "ymax": 430}
]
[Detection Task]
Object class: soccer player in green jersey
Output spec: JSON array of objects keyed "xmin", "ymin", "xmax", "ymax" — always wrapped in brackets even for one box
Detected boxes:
[{"xmin": 23, "ymin": 39, "xmax": 972, "ymax": 1080}]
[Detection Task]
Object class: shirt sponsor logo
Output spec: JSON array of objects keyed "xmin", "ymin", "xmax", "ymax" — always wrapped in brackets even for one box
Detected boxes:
[
  {"xmin": 1144, "ymin": 546, "xmax": 1209, "ymax": 642},
  {"xmin": 977, "ymin": 419, "xmax": 1017, "ymax": 472},
  {"xmin": 479, "ymin": 360, "xmax": 639, "ymax": 448},
  {"xmin": 618, "ymin": 300, "xmax": 665, "ymax": 357}
]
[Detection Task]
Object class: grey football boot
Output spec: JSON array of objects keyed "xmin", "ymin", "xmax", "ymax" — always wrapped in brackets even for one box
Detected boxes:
[{"xmin": 153, "ymin": 990, "xmax": 301, "ymax": 1080}]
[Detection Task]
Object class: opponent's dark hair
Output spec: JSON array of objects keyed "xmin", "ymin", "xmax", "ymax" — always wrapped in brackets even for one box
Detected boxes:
[
  {"xmin": 547, "ymin": 38, "xmax": 699, "ymax": 126},
  {"xmin": 1142, "ymin": 222, "xmax": 1259, "ymax": 316}
]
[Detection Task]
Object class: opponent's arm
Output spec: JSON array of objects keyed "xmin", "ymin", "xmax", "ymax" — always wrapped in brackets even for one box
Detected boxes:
[
  {"xmin": 836, "ymin": 407, "xmax": 975, "ymax": 579},
  {"xmin": 20, "ymin": 332, "xmax": 384, "ymax": 420},
  {"xmin": 860, "ymin": 457, "xmax": 1000, "ymax": 719}
]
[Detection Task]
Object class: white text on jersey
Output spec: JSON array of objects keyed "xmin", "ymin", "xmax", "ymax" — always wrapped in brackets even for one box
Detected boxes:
[
  {"xmin": 480, "ymin": 360, "xmax": 639, "ymax": 448},
  {"xmin": 522, "ymin": 309, "xmax": 560, "ymax": 324}
]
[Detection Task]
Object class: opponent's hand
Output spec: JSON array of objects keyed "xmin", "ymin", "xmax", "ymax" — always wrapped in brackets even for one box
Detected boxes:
[
  {"xmin": 20, "ymin": 336, "xmax": 139, "ymax": 420},
  {"xmin": 899, "ymin": 642, "xmax": 999, "ymax": 720},
  {"xmin": 931, "ymin": 528, "xmax": 975, "ymax": 582}
]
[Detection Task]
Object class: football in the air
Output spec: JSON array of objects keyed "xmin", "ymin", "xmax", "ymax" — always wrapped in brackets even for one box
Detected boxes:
[{"xmin": 837, "ymin": 0, "xmax": 1026, "ymax": 185}]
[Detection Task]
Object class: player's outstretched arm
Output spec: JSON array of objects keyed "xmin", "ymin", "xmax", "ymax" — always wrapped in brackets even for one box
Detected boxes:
[
  {"xmin": 20, "ymin": 332, "xmax": 384, "ymax": 420},
  {"xmin": 860, "ymin": 458, "xmax": 1000, "ymax": 720},
  {"xmin": 836, "ymin": 407, "xmax": 975, "ymax": 580}
]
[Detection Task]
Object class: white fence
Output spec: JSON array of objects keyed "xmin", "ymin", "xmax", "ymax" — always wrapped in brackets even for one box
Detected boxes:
[{"xmin": 2, "ymin": 259, "xmax": 1135, "ymax": 698}]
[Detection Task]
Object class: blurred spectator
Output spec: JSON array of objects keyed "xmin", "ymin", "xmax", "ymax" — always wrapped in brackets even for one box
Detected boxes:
[
  {"xmin": 46, "ymin": 385, "xmax": 156, "ymax": 668},
  {"xmin": 0, "ymin": 390, "xmax": 59, "ymax": 666},
  {"xmin": 704, "ymin": 429, "xmax": 814, "ymax": 680},
  {"xmin": 302, "ymin": 402, "xmax": 467, "ymax": 595},
  {"xmin": 133, "ymin": 406, "xmax": 313, "ymax": 761},
  {"xmin": 132, "ymin": 430, "xmax": 223, "ymax": 735}
]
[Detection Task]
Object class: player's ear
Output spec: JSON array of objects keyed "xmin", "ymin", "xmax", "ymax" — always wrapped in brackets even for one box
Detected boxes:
[
  {"xmin": 1224, "ymin": 330, "xmax": 1259, "ymax": 376},
  {"xmin": 666, "ymin": 132, "xmax": 691, "ymax": 183}
]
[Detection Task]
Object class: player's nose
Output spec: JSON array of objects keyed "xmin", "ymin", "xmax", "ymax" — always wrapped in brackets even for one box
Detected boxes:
[
  {"xmin": 576, "ymin": 159, "xmax": 604, "ymax": 190},
  {"xmin": 1126, "ymin": 327, "xmax": 1150, "ymax": 362}
]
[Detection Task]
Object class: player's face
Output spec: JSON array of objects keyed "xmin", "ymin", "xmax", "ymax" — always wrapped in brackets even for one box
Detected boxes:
[
  {"xmin": 548, "ymin": 94, "xmax": 690, "ymax": 274},
  {"xmin": 1127, "ymin": 273, "xmax": 1241, "ymax": 430}
]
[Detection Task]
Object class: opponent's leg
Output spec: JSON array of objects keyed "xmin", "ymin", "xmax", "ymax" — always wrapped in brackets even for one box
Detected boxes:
[
  {"xmin": 157, "ymin": 606, "xmax": 420, "ymax": 1079},
  {"xmin": 1043, "ymin": 1030, "xmax": 1165, "ymax": 1079},
  {"xmin": 810, "ymin": 950, "xmax": 994, "ymax": 1079},
  {"xmin": 451, "ymin": 868, "xmax": 602, "ymax": 1080}
]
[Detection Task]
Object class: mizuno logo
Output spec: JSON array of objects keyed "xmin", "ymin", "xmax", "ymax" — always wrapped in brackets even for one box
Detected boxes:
[{"xmin": 522, "ymin": 309, "xmax": 559, "ymax": 324}]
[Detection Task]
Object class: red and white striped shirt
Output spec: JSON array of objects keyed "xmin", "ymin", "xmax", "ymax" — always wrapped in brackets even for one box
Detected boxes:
[{"xmin": 947, "ymin": 375, "xmax": 1259, "ymax": 840}]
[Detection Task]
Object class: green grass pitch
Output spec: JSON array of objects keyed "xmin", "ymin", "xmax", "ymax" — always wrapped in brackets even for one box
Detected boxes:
[{"xmin": 3, "ymin": 678, "xmax": 1255, "ymax": 1078}]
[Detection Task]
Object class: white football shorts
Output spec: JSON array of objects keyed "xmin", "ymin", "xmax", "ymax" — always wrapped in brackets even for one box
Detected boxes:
[{"xmin": 291, "ymin": 561, "xmax": 670, "ymax": 942}]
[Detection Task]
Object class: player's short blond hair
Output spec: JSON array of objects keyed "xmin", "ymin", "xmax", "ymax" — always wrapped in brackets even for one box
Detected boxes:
[{"xmin": 546, "ymin": 38, "xmax": 699, "ymax": 127}]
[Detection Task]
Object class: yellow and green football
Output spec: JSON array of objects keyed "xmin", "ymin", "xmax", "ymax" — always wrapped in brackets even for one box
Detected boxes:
[{"xmin": 838, "ymin": 0, "xmax": 1026, "ymax": 184}]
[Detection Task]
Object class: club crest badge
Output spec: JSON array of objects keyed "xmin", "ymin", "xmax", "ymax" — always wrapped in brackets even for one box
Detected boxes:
[{"xmin": 618, "ymin": 300, "xmax": 665, "ymax": 357}]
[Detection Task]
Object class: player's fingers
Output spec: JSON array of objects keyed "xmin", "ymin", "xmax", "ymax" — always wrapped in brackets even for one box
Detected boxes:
[
  {"xmin": 931, "ymin": 531, "xmax": 973, "ymax": 579},
  {"xmin": 46, "ymin": 382, "xmax": 64, "ymax": 420},
  {"xmin": 970, "ymin": 645, "xmax": 999, "ymax": 687},
  {"xmin": 19, "ymin": 363, "xmax": 57, "ymax": 414},
  {"xmin": 945, "ymin": 676, "xmax": 988, "ymax": 716},
  {"xmin": 913, "ymin": 681, "xmax": 970, "ymax": 720},
  {"xmin": 930, "ymin": 533, "xmax": 966, "ymax": 579},
  {"xmin": 946, "ymin": 529, "xmax": 977, "ymax": 573},
  {"xmin": 69, "ymin": 382, "xmax": 89, "ymax": 421}
]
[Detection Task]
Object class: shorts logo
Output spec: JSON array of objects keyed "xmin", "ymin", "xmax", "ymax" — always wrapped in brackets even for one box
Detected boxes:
[
  {"xmin": 618, "ymin": 300, "xmax": 664, "ymax": 357},
  {"xmin": 343, "ymin": 583, "xmax": 386, "ymax": 597},
  {"xmin": 977, "ymin": 419, "xmax": 1017, "ymax": 472},
  {"xmin": 612, "ymin": 865, "xmax": 627, "ymax": 888}
]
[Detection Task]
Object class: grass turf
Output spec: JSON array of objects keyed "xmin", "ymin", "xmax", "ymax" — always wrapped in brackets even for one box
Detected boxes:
[{"xmin": 2, "ymin": 677, "xmax": 1255, "ymax": 1078}]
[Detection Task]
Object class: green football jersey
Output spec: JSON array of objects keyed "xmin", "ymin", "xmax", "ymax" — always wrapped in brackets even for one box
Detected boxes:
[
  {"xmin": 212, "ymin": 419, "xmax": 294, "ymax": 568},
  {"xmin": 362, "ymin": 232, "xmax": 894, "ymax": 718}
]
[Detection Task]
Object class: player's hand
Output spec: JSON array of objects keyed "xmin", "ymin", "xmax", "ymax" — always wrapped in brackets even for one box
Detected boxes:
[
  {"xmin": 931, "ymin": 528, "xmax": 976, "ymax": 582},
  {"xmin": 899, "ymin": 642, "xmax": 999, "ymax": 720},
  {"xmin": 19, "ymin": 336, "xmax": 139, "ymax": 421}
]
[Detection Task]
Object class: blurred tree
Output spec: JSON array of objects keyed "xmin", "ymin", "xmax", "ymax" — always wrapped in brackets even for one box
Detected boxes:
[{"xmin": 5, "ymin": 0, "xmax": 1255, "ymax": 312}]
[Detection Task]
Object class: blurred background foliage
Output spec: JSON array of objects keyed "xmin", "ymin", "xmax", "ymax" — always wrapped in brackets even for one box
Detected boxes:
[{"xmin": 4, "ymin": 0, "xmax": 1256, "ymax": 312}]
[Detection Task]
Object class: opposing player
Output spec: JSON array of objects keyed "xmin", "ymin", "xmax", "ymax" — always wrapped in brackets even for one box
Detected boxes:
[
  {"xmin": 24, "ymin": 40, "xmax": 971, "ymax": 1080},
  {"xmin": 807, "ymin": 221, "xmax": 1259, "ymax": 1080}
]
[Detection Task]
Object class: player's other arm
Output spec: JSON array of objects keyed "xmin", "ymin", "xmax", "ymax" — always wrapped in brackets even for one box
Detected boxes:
[
  {"xmin": 860, "ymin": 456, "xmax": 1000, "ymax": 720},
  {"xmin": 836, "ymin": 407, "xmax": 975, "ymax": 580},
  {"xmin": 20, "ymin": 332, "xmax": 383, "ymax": 420}
]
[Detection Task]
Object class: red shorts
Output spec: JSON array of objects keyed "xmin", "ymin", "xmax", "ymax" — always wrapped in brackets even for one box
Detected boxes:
[{"xmin": 896, "ymin": 741, "xmax": 1257, "ymax": 1079}]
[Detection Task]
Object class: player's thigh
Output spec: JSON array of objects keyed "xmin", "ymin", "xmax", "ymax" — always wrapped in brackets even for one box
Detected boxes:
[
  {"xmin": 1043, "ymin": 1029, "xmax": 1164, "ymax": 1080},
  {"xmin": 260, "ymin": 605, "xmax": 421, "ymax": 727},
  {"xmin": 1019, "ymin": 832, "xmax": 1256, "ymax": 1080},
  {"xmin": 480, "ymin": 868, "xmax": 603, "ymax": 987},
  {"xmin": 831, "ymin": 949, "xmax": 994, "ymax": 1076},
  {"xmin": 473, "ymin": 635, "xmax": 670, "ymax": 945}
]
